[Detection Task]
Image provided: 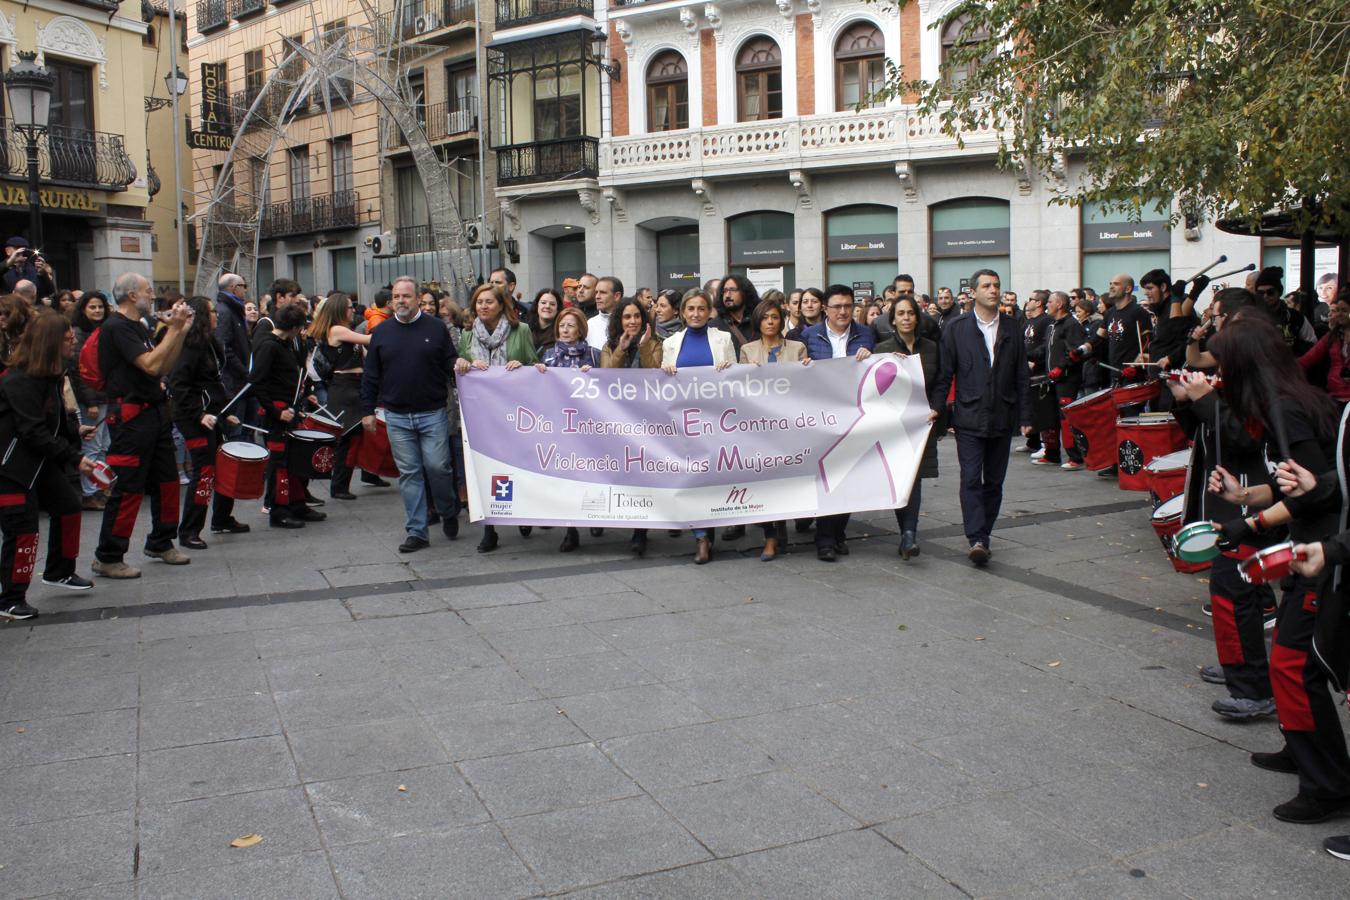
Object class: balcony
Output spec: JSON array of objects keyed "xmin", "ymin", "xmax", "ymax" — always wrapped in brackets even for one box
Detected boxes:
[
  {"xmin": 0, "ymin": 121, "xmax": 138, "ymax": 191},
  {"xmin": 389, "ymin": 0, "xmax": 476, "ymax": 42},
  {"xmin": 260, "ymin": 190, "xmax": 360, "ymax": 239},
  {"xmin": 230, "ymin": 0, "xmax": 265, "ymax": 19},
  {"xmin": 496, "ymin": 136, "xmax": 597, "ymax": 186},
  {"xmin": 386, "ymin": 97, "xmax": 479, "ymax": 149},
  {"xmin": 196, "ymin": 0, "xmax": 228, "ymax": 32},
  {"xmin": 71, "ymin": 0, "xmax": 123, "ymax": 11},
  {"xmin": 600, "ymin": 107, "xmax": 1003, "ymax": 185},
  {"xmin": 396, "ymin": 224, "xmax": 435, "ymax": 254},
  {"xmin": 495, "ymin": 0, "xmax": 592, "ymax": 30}
]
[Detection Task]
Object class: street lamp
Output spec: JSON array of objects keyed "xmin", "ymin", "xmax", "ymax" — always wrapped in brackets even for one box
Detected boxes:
[
  {"xmin": 3, "ymin": 51, "xmax": 55, "ymax": 251},
  {"xmin": 164, "ymin": 67, "xmax": 189, "ymax": 99},
  {"xmin": 589, "ymin": 28, "xmax": 621, "ymax": 81},
  {"xmin": 163, "ymin": 62, "xmax": 189, "ymax": 295}
]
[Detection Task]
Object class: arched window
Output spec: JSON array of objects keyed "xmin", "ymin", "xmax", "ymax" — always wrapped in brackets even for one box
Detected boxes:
[
  {"xmin": 835, "ymin": 22, "xmax": 884, "ymax": 111},
  {"xmin": 940, "ymin": 13, "xmax": 988, "ymax": 90},
  {"xmin": 736, "ymin": 36, "xmax": 782, "ymax": 122},
  {"xmin": 646, "ymin": 51, "xmax": 688, "ymax": 132}
]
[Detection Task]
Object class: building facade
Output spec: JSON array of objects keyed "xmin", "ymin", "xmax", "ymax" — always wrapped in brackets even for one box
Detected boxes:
[
  {"xmin": 0, "ymin": 0, "xmax": 153, "ymax": 292},
  {"xmin": 497, "ymin": 0, "xmax": 1270, "ymax": 299},
  {"xmin": 143, "ymin": 4, "xmax": 198, "ymax": 295}
]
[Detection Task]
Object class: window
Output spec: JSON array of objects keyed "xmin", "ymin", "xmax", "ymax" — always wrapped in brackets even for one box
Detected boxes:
[
  {"xmin": 728, "ymin": 211, "xmax": 795, "ymax": 291},
  {"xmin": 48, "ymin": 61, "xmax": 93, "ymax": 131},
  {"xmin": 646, "ymin": 51, "xmax": 688, "ymax": 132},
  {"xmin": 940, "ymin": 13, "xmax": 988, "ymax": 91},
  {"xmin": 330, "ymin": 137, "xmax": 353, "ymax": 195},
  {"xmin": 330, "ymin": 248, "xmax": 357, "ymax": 295},
  {"xmin": 930, "ymin": 197, "xmax": 1011, "ymax": 294},
  {"xmin": 289, "ymin": 252, "xmax": 313, "ymax": 290},
  {"xmin": 736, "ymin": 37, "xmax": 782, "ymax": 122},
  {"xmin": 449, "ymin": 155, "xmax": 480, "ymax": 221},
  {"xmin": 143, "ymin": 24, "xmax": 157, "ymax": 47},
  {"xmin": 244, "ymin": 49, "xmax": 264, "ymax": 96},
  {"xmin": 826, "ymin": 205, "xmax": 898, "ymax": 296},
  {"xmin": 535, "ymin": 64, "xmax": 583, "ymax": 140},
  {"xmin": 835, "ymin": 22, "xmax": 884, "ymax": 110},
  {"xmin": 395, "ymin": 164, "xmax": 428, "ymax": 229},
  {"xmin": 407, "ymin": 69, "xmax": 426, "ymax": 130},
  {"xmin": 288, "ymin": 146, "xmax": 310, "ymax": 203},
  {"xmin": 447, "ymin": 63, "xmax": 475, "ymax": 113},
  {"xmin": 553, "ymin": 233, "xmax": 586, "ymax": 289}
]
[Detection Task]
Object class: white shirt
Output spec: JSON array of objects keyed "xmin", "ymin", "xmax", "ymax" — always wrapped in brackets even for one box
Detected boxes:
[
  {"xmin": 974, "ymin": 310, "xmax": 999, "ymax": 361},
  {"xmin": 586, "ymin": 311, "xmax": 610, "ymax": 350},
  {"xmin": 826, "ymin": 324, "xmax": 850, "ymax": 359}
]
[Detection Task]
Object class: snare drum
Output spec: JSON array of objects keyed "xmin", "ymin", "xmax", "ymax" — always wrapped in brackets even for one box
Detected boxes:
[
  {"xmin": 215, "ymin": 441, "xmax": 269, "ymax": 499},
  {"xmin": 300, "ymin": 413, "xmax": 343, "ymax": 437},
  {"xmin": 1112, "ymin": 380, "xmax": 1161, "ymax": 409},
  {"xmin": 1238, "ymin": 542, "xmax": 1307, "ymax": 585},
  {"xmin": 1062, "ymin": 388, "xmax": 1117, "ymax": 470},
  {"xmin": 1150, "ymin": 496, "xmax": 1212, "ymax": 574},
  {"xmin": 1174, "ymin": 520, "xmax": 1222, "ymax": 563},
  {"xmin": 1144, "ymin": 448, "xmax": 1190, "ymax": 505},
  {"xmin": 288, "ymin": 429, "xmax": 337, "ymax": 480},
  {"xmin": 1116, "ymin": 414, "xmax": 1187, "ymax": 492},
  {"xmin": 354, "ymin": 411, "xmax": 400, "ymax": 478}
]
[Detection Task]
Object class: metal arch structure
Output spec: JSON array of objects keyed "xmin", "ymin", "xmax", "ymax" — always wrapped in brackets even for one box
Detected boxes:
[{"xmin": 192, "ymin": 12, "xmax": 476, "ymax": 300}]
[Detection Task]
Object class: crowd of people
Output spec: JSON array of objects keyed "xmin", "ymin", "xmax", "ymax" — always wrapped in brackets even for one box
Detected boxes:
[{"xmin": 1, "ymin": 228, "xmax": 1348, "ymax": 858}]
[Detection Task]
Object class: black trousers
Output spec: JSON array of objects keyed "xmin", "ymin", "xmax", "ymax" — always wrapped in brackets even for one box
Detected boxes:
[
  {"xmin": 0, "ymin": 466, "xmax": 81, "ymax": 607},
  {"xmin": 815, "ymin": 514, "xmax": 850, "ymax": 549},
  {"xmin": 178, "ymin": 427, "xmax": 236, "ymax": 538},
  {"xmin": 264, "ymin": 413, "xmax": 305, "ymax": 522},
  {"xmin": 96, "ymin": 402, "xmax": 179, "ymax": 563},
  {"xmin": 955, "ymin": 429, "xmax": 1012, "ymax": 547},
  {"xmin": 327, "ymin": 373, "xmax": 362, "ymax": 493},
  {"xmin": 1209, "ymin": 551, "xmax": 1274, "ymax": 700}
]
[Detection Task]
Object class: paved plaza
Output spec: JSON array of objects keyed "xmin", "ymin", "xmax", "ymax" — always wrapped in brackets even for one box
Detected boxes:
[{"xmin": 1, "ymin": 444, "xmax": 1346, "ymax": 898}]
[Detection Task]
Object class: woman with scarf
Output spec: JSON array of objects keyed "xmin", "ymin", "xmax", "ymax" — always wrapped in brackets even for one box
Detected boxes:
[
  {"xmin": 456, "ymin": 284, "xmax": 538, "ymax": 553},
  {"xmin": 601, "ymin": 298, "xmax": 663, "ymax": 557},
  {"xmin": 169, "ymin": 297, "xmax": 246, "ymax": 548},
  {"xmin": 1298, "ymin": 287, "xmax": 1350, "ymax": 403},
  {"xmin": 532, "ymin": 307, "xmax": 600, "ymax": 553},
  {"xmin": 528, "ymin": 289, "xmax": 562, "ymax": 353},
  {"xmin": 662, "ymin": 289, "xmax": 735, "ymax": 564},
  {"xmin": 70, "ymin": 292, "xmax": 110, "ymax": 510},
  {"xmin": 874, "ymin": 296, "xmax": 942, "ymax": 560},
  {"xmin": 652, "ymin": 290, "xmax": 683, "ymax": 340}
]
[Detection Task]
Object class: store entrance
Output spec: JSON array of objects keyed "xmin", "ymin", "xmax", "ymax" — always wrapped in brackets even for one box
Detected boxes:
[{"xmin": 0, "ymin": 210, "xmax": 92, "ymax": 295}]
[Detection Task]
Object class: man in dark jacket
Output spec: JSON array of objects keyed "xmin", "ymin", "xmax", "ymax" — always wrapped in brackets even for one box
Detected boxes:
[
  {"xmin": 214, "ymin": 272, "xmax": 254, "ymax": 440},
  {"xmin": 1, "ymin": 237, "xmax": 55, "ymax": 298},
  {"xmin": 929, "ymin": 269, "xmax": 1032, "ymax": 566}
]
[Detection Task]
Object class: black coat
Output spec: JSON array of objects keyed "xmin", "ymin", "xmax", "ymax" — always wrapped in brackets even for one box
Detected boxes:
[
  {"xmin": 929, "ymin": 312, "xmax": 1032, "ymax": 436},
  {"xmin": 214, "ymin": 291, "xmax": 252, "ymax": 393},
  {"xmin": 875, "ymin": 334, "xmax": 941, "ymax": 479},
  {"xmin": 169, "ymin": 336, "xmax": 229, "ymax": 435},
  {"xmin": 0, "ymin": 370, "xmax": 82, "ymax": 491}
]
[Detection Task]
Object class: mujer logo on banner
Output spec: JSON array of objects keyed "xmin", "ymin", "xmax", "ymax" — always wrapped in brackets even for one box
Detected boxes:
[{"xmin": 818, "ymin": 358, "xmax": 919, "ymax": 505}]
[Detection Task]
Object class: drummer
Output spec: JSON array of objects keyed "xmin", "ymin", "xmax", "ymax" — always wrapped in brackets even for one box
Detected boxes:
[
  {"xmin": 168, "ymin": 297, "xmax": 247, "ymax": 548},
  {"xmin": 249, "ymin": 304, "xmax": 325, "ymax": 529},
  {"xmin": 1073, "ymin": 273, "xmax": 1153, "ymax": 475},
  {"xmin": 306, "ymin": 293, "xmax": 370, "ymax": 501},
  {"xmin": 1040, "ymin": 291, "xmax": 1086, "ymax": 469}
]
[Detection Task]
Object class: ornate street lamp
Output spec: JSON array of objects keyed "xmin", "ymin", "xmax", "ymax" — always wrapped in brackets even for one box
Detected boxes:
[
  {"xmin": 589, "ymin": 28, "xmax": 621, "ymax": 82},
  {"xmin": 3, "ymin": 51, "xmax": 55, "ymax": 250}
]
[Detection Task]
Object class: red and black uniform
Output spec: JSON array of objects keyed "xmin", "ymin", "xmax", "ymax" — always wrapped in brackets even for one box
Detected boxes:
[
  {"xmin": 249, "ymin": 329, "xmax": 305, "ymax": 523},
  {"xmin": 95, "ymin": 312, "xmax": 180, "ymax": 564},
  {"xmin": 169, "ymin": 334, "xmax": 234, "ymax": 540},
  {"xmin": 1043, "ymin": 313, "xmax": 1086, "ymax": 463},
  {"xmin": 1173, "ymin": 388, "xmax": 1280, "ymax": 700},
  {"xmin": 0, "ymin": 369, "xmax": 83, "ymax": 608},
  {"xmin": 1085, "ymin": 299, "xmax": 1153, "ymax": 386}
]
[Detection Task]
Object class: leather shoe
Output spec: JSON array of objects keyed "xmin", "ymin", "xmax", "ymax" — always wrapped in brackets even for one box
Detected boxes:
[
  {"xmin": 590, "ymin": 527, "xmax": 605, "ymax": 537},
  {"xmin": 899, "ymin": 531, "xmax": 917, "ymax": 560},
  {"xmin": 630, "ymin": 537, "xmax": 647, "ymax": 558},
  {"xmin": 968, "ymin": 543, "xmax": 990, "ymax": 566},
  {"xmin": 816, "ymin": 545, "xmax": 837, "ymax": 562},
  {"xmin": 330, "ymin": 490, "xmax": 357, "ymax": 500},
  {"xmin": 270, "ymin": 516, "xmax": 305, "ymax": 529},
  {"xmin": 360, "ymin": 474, "xmax": 391, "ymax": 487},
  {"xmin": 833, "ymin": 540, "xmax": 849, "ymax": 556},
  {"xmin": 694, "ymin": 537, "xmax": 712, "ymax": 565},
  {"xmin": 1251, "ymin": 748, "xmax": 1299, "ymax": 774},
  {"xmin": 477, "ymin": 530, "xmax": 499, "ymax": 553},
  {"xmin": 1273, "ymin": 794, "xmax": 1350, "ymax": 824},
  {"xmin": 519, "ymin": 526, "xmax": 533, "ymax": 537},
  {"xmin": 210, "ymin": 519, "xmax": 250, "ymax": 534},
  {"xmin": 179, "ymin": 535, "xmax": 208, "ymax": 550},
  {"xmin": 399, "ymin": 536, "xmax": 430, "ymax": 553},
  {"xmin": 304, "ymin": 491, "xmax": 325, "ymax": 507},
  {"xmin": 559, "ymin": 528, "xmax": 579, "ymax": 552},
  {"xmin": 297, "ymin": 508, "xmax": 327, "ymax": 522},
  {"xmin": 442, "ymin": 516, "xmax": 459, "ymax": 540}
]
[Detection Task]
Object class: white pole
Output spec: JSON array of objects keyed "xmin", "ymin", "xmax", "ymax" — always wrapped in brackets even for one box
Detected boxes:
[{"xmin": 167, "ymin": 3, "xmax": 187, "ymax": 296}]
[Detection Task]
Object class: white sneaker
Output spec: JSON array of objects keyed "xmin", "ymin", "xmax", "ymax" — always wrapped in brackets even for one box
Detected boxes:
[{"xmin": 1030, "ymin": 448, "xmax": 1046, "ymax": 460}]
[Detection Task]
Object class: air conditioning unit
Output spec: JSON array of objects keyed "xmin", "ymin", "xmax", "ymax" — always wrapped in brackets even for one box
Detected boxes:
[
  {"xmin": 446, "ymin": 108, "xmax": 474, "ymax": 134},
  {"xmin": 464, "ymin": 222, "xmax": 480, "ymax": 245},
  {"xmin": 414, "ymin": 13, "xmax": 440, "ymax": 34},
  {"xmin": 370, "ymin": 231, "xmax": 399, "ymax": 258}
]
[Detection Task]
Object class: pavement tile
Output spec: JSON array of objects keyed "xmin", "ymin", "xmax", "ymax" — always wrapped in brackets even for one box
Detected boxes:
[
  {"xmin": 0, "ymin": 671, "xmax": 139, "ymax": 723},
  {"xmin": 140, "ymin": 631, "xmax": 258, "ymax": 669},
  {"xmin": 876, "ymin": 796, "xmax": 1113, "ymax": 896},
  {"xmin": 522, "ymin": 572, "xmax": 632, "ymax": 599},
  {"xmin": 6, "ymin": 642, "xmax": 140, "ymax": 687},
  {"xmin": 913, "ymin": 723, "xmax": 1097, "ymax": 791},
  {"xmin": 585, "ymin": 612, "xmax": 717, "ymax": 650},
  {"xmin": 562, "ymin": 861, "xmax": 749, "ymax": 898},
  {"xmin": 485, "ymin": 623, "xmax": 615, "ymax": 661},
  {"xmin": 794, "ymin": 745, "xmax": 983, "ymax": 825},
  {"xmin": 382, "ymin": 634, "xmax": 507, "ymax": 678},
  {"xmin": 351, "ymin": 609, "xmax": 475, "ymax": 644},
  {"xmin": 437, "ymin": 581, "xmax": 541, "ymax": 610},
  {"xmin": 625, "ymin": 637, "xmax": 764, "ymax": 682},
  {"xmin": 273, "ymin": 680, "xmax": 416, "ymax": 732},
  {"xmin": 329, "ymin": 824, "xmax": 541, "ymax": 899},
  {"xmin": 0, "ymin": 809, "xmax": 134, "ymax": 898},
  {"xmin": 459, "ymin": 742, "xmax": 640, "ymax": 819},
  {"xmin": 1122, "ymin": 742, "xmax": 1292, "ymax": 822},
  {"xmin": 0, "ymin": 753, "xmax": 136, "ymax": 826},
  {"xmin": 511, "ymin": 650, "xmax": 657, "ymax": 699},
  {"xmin": 137, "ymin": 787, "xmax": 322, "ymax": 878},
  {"xmin": 343, "ymin": 590, "xmax": 452, "ymax": 620},
  {"xmin": 558, "ymin": 683, "xmax": 713, "ymax": 741},
  {"xmin": 305, "ymin": 764, "xmax": 489, "ymax": 847},
  {"xmin": 503, "ymin": 796, "xmax": 710, "ymax": 893},
  {"xmin": 140, "ymin": 735, "xmax": 299, "ymax": 804},
  {"xmin": 727, "ymin": 701, "xmax": 898, "ymax": 766},
  {"xmin": 140, "ymin": 659, "xmax": 270, "ymax": 704},
  {"xmin": 728, "ymin": 829, "xmax": 965, "ymax": 898},
  {"xmin": 402, "ymin": 665, "xmax": 541, "ymax": 715},
  {"xmin": 993, "ymin": 864, "xmax": 1183, "ymax": 899},
  {"xmin": 321, "ymin": 562, "xmax": 416, "ymax": 588},
  {"xmin": 550, "ymin": 591, "xmax": 667, "ymax": 623},
  {"xmin": 654, "ymin": 770, "xmax": 859, "ymax": 857},
  {"xmin": 459, "ymin": 599, "xmax": 579, "ymax": 632},
  {"xmin": 139, "ymin": 692, "xmax": 282, "ymax": 750},
  {"xmin": 0, "ymin": 708, "xmax": 137, "ymax": 765},
  {"xmin": 17, "ymin": 617, "xmax": 140, "ymax": 650},
  {"xmin": 264, "ymin": 646, "xmax": 389, "ymax": 692},
  {"xmin": 426, "ymin": 699, "xmax": 587, "ymax": 761},
  {"xmin": 287, "ymin": 717, "xmax": 450, "ymax": 782},
  {"xmin": 1129, "ymin": 824, "xmax": 1348, "ymax": 899},
  {"xmin": 138, "ymin": 607, "xmax": 252, "ymax": 641},
  {"xmin": 600, "ymin": 721, "xmax": 776, "ymax": 792},
  {"xmin": 251, "ymin": 622, "xmax": 371, "ymax": 659},
  {"xmin": 137, "ymin": 851, "xmax": 341, "ymax": 900}
]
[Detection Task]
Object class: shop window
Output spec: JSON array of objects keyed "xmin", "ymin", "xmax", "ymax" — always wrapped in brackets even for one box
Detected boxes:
[
  {"xmin": 835, "ymin": 22, "xmax": 884, "ymax": 111},
  {"xmin": 930, "ymin": 197, "xmax": 1010, "ymax": 294},
  {"xmin": 826, "ymin": 205, "xmax": 898, "ymax": 299},
  {"xmin": 728, "ymin": 211, "xmax": 795, "ymax": 292},
  {"xmin": 553, "ymin": 232, "xmax": 586, "ymax": 288},
  {"xmin": 646, "ymin": 51, "xmax": 688, "ymax": 132},
  {"xmin": 1080, "ymin": 201, "xmax": 1170, "ymax": 294},
  {"xmin": 736, "ymin": 37, "xmax": 782, "ymax": 123},
  {"xmin": 657, "ymin": 226, "xmax": 700, "ymax": 292}
]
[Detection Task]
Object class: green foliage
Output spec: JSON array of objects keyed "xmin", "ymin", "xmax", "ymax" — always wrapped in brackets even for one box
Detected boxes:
[{"xmin": 880, "ymin": 0, "xmax": 1350, "ymax": 233}]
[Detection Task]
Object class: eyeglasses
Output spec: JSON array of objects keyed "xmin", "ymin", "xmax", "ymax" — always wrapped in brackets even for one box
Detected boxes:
[{"xmin": 723, "ymin": 287, "xmax": 740, "ymax": 293}]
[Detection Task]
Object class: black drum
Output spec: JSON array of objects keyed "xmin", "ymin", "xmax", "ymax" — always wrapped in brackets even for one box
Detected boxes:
[{"xmin": 287, "ymin": 429, "xmax": 336, "ymax": 480}]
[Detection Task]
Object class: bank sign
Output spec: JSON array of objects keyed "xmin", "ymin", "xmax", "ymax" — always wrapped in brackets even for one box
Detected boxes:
[
  {"xmin": 831, "ymin": 233, "xmax": 895, "ymax": 261},
  {"xmin": 931, "ymin": 227, "xmax": 1010, "ymax": 258},
  {"xmin": 1081, "ymin": 219, "xmax": 1170, "ymax": 252}
]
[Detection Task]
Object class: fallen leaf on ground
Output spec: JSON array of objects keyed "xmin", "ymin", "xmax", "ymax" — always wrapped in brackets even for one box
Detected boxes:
[
  {"xmin": 1197, "ymin": 783, "xmax": 1209, "ymax": 788},
  {"xmin": 230, "ymin": 834, "xmax": 262, "ymax": 848},
  {"xmin": 15, "ymin": 727, "xmax": 24, "ymax": 733},
  {"xmin": 397, "ymin": 785, "xmax": 407, "ymax": 792},
  {"xmin": 974, "ymin": 636, "xmax": 986, "ymax": 641},
  {"xmin": 897, "ymin": 624, "xmax": 908, "ymax": 631},
  {"xmin": 1046, "ymin": 661, "xmax": 1062, "ymax": 668}
]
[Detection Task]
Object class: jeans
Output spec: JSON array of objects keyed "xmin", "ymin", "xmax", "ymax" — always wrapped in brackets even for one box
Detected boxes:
[
  {"xmin": 77, "ymin": 404, "xmax": 109, "ymax": 496},
  {"xmin": 955, "ymin": 430, "xmax": 1012, "ymax": 547},
  {"xmin": 385, "ymin": 409, "xmax": 461, "ymax": 540},
  {"xmin": 895, "ymin": 477, "xmax": 922, "ymax": 534}
]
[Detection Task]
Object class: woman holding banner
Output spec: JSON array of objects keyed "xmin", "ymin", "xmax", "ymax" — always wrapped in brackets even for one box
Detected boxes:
[
  {"xmin": 602, "ymin": 298, "xmax": 663, "ymax": 557},
  {"xmin": 457, "ymin": 284, "xmax": 539, "ymax": 554},
  {"xmin": 874, "ymin": 296, "xmax": 942, "ymax": 559},
  {"xmin": 536, "ymin": 307, "xmax": 599, "ymax": 554},
  {"xmin": 663, "ymin": 289, "xmax": 735, "ymax": 564}
]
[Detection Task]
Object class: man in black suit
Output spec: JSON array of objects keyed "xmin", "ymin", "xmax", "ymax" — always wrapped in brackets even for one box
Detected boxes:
[{"xmin": 929, "ymin": 269, "xmax": 1033, "ymax": 566}]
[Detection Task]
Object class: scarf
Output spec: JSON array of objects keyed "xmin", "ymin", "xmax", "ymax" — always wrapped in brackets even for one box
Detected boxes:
[
  {"xmin": 551, "ymin": 340, "xmax": 592, "ymax": 368},
  {"xmin": 654, "ymin": 316, "xmax": 682, "ymax": 340},
  {"xmin": 471, "ymin": 316, "xmax": 511, "ymax": 367}
]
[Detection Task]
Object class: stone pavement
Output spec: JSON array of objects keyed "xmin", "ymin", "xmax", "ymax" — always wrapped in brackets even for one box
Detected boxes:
[{"xmin": 1, "ymin": 442, "xmax": 1347, "ymax": 898}]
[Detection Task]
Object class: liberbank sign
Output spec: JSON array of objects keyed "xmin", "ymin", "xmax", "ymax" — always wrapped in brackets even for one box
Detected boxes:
[{"xmin": 1082, "ymin": 220, "xmax": 1171, "ymax": 252}]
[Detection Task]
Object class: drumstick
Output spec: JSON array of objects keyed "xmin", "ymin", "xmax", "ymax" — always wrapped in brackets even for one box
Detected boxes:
[
  {"xmin": 1209, "ymin": 263, "xmax": 1256, "ymax": 281},
  {"xmin": 238, "ymin": 422, "xmax": 268, "ymax": 435},
  {"xmin": 1185, "ymin": 255, "xmax": 1228, "ymax": 283},
  {"xmin": 218, "ymin": 383, "xmax": 252, "ymax": 417}
]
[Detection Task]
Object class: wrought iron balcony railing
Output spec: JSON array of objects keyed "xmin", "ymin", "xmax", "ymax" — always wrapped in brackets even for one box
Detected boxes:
[
  {"xmin": 72, "ymin": 0, "xmax": 123, "ymax": 12},
  {"xmin": 197, "ymin": 0, "xmax": 228, "ymax": 32},
  {"xmin": 496, "ymin": 136, "xmax": 597, "ymax": 185},
  {"xmin": 386, "ymin": 96, "xmax": 479, "ymax": 148},
  {"xmin": 260, "ymin": 189, "xmax": 359, "ymax": 238},
  {"xmin": 230, "ymin": 0, "xmax": 265, "ymax": 19},
  {"xmin": 396, "ymin": 0, "xmax": 476, "ymax": 39},
  {"xmin": 0, "ymin": 121, "xmax": 138, "ymax": 191},
  {"xmin": 396, "ymin": 224, "xmax": 435, "ymax": 254},
  {"xmin": 495, "ymin": 0, "xmax": 592, "ymax": 30}
]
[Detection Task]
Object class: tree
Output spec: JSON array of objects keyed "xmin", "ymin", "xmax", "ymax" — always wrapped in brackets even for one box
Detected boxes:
[{"xmin": 881, "ymin": 0, "xmax": 1350, "ymax": 236}]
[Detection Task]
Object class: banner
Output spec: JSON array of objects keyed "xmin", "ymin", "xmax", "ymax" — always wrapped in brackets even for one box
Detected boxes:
[{"xmin": 459, "ymin": 356, "xmax": 932, "ymax": 529}]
